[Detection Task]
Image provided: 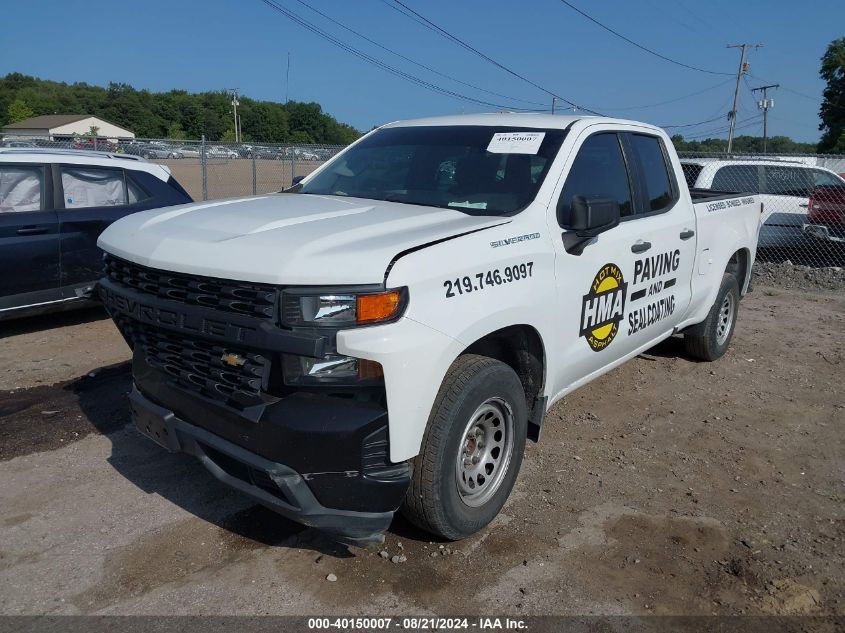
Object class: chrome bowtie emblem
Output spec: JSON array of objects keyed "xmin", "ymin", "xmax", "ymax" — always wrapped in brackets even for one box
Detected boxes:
[{"xmin": 221, "ymin": 353, "xmax": 246, "ymax": 367}]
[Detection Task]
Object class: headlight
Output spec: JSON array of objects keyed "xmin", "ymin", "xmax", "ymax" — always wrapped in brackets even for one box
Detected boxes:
[
  {"xmin": 282, "ymin": 354, "xmax": 383, "ymax": 386},
  {"xmin": 282, "ymin": 288, "xmax": 406, "ymax": 327}
]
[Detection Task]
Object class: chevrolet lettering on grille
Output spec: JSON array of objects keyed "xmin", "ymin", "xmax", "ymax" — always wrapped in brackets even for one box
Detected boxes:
[{"xmin": 99, "ymin": 282, "xmax": 258, "ymax": 344}]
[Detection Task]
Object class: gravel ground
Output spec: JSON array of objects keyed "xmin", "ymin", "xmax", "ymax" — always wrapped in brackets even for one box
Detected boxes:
[
  {"xmin": 0, "ymin": 282, "xmax": 842, "ymax": 617},
  {"xmin": 752, "ymin": 261, "xmax": 845, "ymax": 292}
]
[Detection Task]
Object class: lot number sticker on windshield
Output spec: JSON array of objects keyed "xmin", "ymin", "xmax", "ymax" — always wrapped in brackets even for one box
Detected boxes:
[{"xmin": 487, "ymin": 132, "xmax": 545, "ymax": 154}]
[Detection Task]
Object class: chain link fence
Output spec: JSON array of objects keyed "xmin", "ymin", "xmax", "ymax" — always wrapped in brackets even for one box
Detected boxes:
[
  {"xmin": 3, "ymin": 134, "xmax": 844, "ymax": 269},
  {"xmin": 677, "ymin": 151, "xmax": 845, "ymax": 268},
  {"xmin": 0, "ymin": 134, "xmax": 345, "ymax": 201}
]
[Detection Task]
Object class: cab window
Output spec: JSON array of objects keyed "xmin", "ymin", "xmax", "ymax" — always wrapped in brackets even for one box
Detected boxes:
[
  {"xmin": 627, "ymin": 134, "xmax": 676, "ymax": 213},
  {"xmin": 0, "ymin": 165, "xmax": 44, "ymax": 213},
  {"xmin": 557, "ymin": 132, "xmax": 632, "ymax": 227}
]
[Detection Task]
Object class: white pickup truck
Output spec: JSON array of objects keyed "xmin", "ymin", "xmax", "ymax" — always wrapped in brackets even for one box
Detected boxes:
[{"xmin": 97, "ymin": 114, "xmax": 761, "ymax": 544}]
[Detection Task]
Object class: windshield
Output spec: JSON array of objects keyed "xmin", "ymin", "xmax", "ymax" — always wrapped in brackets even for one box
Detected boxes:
[{"xmin": 298, "ymin": 125, "xmax": 567, "ymax": 215}]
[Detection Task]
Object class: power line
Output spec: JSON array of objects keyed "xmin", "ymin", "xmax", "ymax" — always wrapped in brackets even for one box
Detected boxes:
[
  {"xmin": 258, "ymin": 0, "xmax": 544, "ymax": 111},
  {"xmin": 384, "ymin": 0, "xmax": 603, "ymax": 114},
  {"xmin": 556, "ymin": 0, "xmax": 734, "ymax": 76},
  {"xmin": 640, "ymin": 0, "xmax": 709, "ymax": 39},
  {"xmin": 747, "ymin": 73, "xmax": 845, "ymax": 114},
  {"xmin": 673, "ymin": 0, "xmax": 723, "ymax": 33},
  {"xmin": 291, "ymin": 0, "xmax": 547, "ymax": 108},
  {"xmin": 597, "ymin": 77, "xmax": 734, "ymax": 112},
  {"xmin": 748, "ymin": 74, "xmax": 819, "ymax": 103},
  {"xmin": 661, "ymin": 113, "xmax": 729, "ymax": 129},
  {"xmin": 682, "ymin": 114, "xmax": 763, "ymax": 140}
]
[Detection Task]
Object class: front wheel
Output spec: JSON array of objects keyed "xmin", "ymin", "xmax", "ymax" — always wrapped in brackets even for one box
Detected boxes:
[
  {"xmin": 684, "ymin": 273, "xmax": 740, "ymax": 361},
  {"xmin": 400, "ymin": 354, "xmax": 527, "ymax": 540}
]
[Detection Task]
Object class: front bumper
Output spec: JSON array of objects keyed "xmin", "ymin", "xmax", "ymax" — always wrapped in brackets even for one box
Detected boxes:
[
  {"xmin": 803, "ymin": 223, "xmax": 845, "ymax": 243},
  {"xmin": 129, "ymin": 380, "xmax": 408, "ymax": 544}
]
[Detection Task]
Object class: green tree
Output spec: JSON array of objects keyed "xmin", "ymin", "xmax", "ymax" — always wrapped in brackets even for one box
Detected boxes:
[
  {"xmin": 0, "ymin": 73, "xmax": 360, "ymax": 143},
  {"xmin": 289, "ymin": 130, "xmax": 314, "ymax": 144},
  {"xmin": 221, "ymin": 128, "xmax": 237, "ymax": 142},
  {"xmin": 6, "ymin": 98, "xmax": 34, "ymax": 123},
  {"xmin": 167, "ymin": 121, "xmax": 187, "ymax": 140},
  {"xmin": 818, "ymin": 37, "xmax": 845, "ymax": 153}
]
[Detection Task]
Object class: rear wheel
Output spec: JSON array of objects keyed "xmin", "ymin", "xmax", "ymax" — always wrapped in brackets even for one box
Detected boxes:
[
  {"xmin": 401, "ymin": 354, "xmax": 527, "ymax": 540},
  {"xmin": 684, "ymin": 273, "xmax": 740, "ymax": 361}
]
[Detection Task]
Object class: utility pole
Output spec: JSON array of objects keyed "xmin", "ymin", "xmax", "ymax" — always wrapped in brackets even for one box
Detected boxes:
[
  {"xmin": 752, "ymin": 83, "xmax": 779, "ymax": 153},
  {"xmin": 232, "ymin": 90, "xmax": 240, "ymax": 143},
  {"xmin": 551, "ymin": 96, "xmax": 557, "ymax": 115},
  {"xmin": 285, "ymin": 52, "xmax": 291, "ymax": 104},
  {"xmin": 227, "ymin": 88, "xmax": 240, "ymax": 143},
  {"xmin": 726, "ymin": 43, "xmax": 762, "ymax": 153}
]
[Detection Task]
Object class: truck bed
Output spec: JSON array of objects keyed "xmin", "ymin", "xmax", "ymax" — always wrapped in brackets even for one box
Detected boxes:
[{"xmin": 689, "ymin": 188, "xmax": 755, "ymax": 203}]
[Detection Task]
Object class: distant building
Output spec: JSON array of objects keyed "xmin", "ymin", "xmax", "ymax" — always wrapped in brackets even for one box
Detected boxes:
[{"xmin": 1, "ymin": 114, "xmax": 135, "ymax": 140}]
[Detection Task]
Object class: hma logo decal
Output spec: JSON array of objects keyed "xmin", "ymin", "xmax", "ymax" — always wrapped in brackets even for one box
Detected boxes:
[{"xmin": 579, "ymin": 263, "xmax": 627, "ymax": 352}]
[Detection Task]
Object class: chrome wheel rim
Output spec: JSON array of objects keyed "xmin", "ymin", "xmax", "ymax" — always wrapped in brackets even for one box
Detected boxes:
[
  {"xmin": 455, "ymin": 397, "xmax": 514, "ymax": 508},
  {"xmin": 716, "ymin": 292, "xmax": 735, "ymax": 345}
]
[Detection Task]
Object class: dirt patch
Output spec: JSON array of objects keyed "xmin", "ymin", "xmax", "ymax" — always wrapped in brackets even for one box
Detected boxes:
[
  {"xmin": 0, "ymin": 307, "xmax": 129, "ymax": 391},
  {"xmin": 71, "ymin": 505, "xmax": 304, "ymax": 612},
  {"xmin": 0, "ymin": 363, "xmax": 131, "ymax": 461},
  {"xmin": 761, "ymin": 578, "xmax": 823, "ymax": 615}
]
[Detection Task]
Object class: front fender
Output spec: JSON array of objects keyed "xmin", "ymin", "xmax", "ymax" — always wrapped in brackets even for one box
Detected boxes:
[{"xmin": 337, "ymin": 317, "xmax": 464, "ymax": 463}]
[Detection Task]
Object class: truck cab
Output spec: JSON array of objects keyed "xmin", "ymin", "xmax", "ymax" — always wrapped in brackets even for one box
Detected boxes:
[{"xmin": 97, "ymin": 114, "xmax": 761, "ymax": 543}]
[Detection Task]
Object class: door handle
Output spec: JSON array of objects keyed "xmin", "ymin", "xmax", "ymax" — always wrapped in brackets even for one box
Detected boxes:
[
  {"xmin": 798, "ymin": 203, "xmax": 808, "ymax": 208},
  {"xmin": 630, "ymin": 240, "xmax": 652, "ymax": 254},
  {"xmin": 16, "ymin": 226, "xmax": 49, "ymax": 236},
  {"xmin": 679, "ymin": 229, "xmax": 695, "ymax": 240}
]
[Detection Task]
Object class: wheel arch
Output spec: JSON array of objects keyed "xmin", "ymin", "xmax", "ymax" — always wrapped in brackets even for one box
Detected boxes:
[
  {"xmin": 725, "ymin": 247, "xmax": 752, "ymax": 294},
  {"xmin": 461, "ymin": 324, "xmax": 547, "ymax": 441}
]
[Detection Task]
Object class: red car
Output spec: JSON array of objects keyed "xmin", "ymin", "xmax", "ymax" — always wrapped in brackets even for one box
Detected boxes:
[{"xmin": 804, "ymin": 184, "xmax": 845, "ymax": 245}]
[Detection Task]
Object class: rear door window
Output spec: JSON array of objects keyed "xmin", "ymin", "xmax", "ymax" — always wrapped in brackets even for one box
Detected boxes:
[
  {"xmin": 61, "ymin": 166, "xmax": 126, "ymax": 208},
  {"xmin": 0, "ymin": 165, "xmax": 44, "ymax": 213},
  {"xmin": 711, "ymin": 165, "xmax": 760, "ymax": 192},
  {"xmin": 627, "ymin": 134, "xmax": 676, "ymax": 213}
]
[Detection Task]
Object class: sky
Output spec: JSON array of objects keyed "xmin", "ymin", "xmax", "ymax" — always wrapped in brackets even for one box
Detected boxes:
[{"xmin": 1, "ymin": 0, "xmax": 843, "ymax": 142}]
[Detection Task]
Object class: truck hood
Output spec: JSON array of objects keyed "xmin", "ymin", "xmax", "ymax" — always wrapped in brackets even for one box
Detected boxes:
[{"xmin": 98, "ymin": 193, "xmax": 508, "ymax": 285}]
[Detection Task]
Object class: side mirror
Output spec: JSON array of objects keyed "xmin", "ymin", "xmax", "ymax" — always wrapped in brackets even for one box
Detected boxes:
[
  {"xmin": 291, "ymin": 175, "xmax": 305, "ymax": 186},
  {"xmin": 561, "ymin": 195, "xmax": 621, "ymax": 256},
  {"xmin": 568, "ymin": 195, "xmax": 621, "ymax": 237}
]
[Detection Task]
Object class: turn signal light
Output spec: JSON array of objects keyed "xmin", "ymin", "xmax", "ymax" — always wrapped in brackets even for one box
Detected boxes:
[{"xmin": 357, "ymin": 290, "xmax": 402, "ymax": 323}]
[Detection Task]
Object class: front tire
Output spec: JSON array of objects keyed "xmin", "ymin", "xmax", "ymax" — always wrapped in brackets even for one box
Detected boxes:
[
  {"xmin": 684, "ymin": 273, "xmax": 740, "ymax": 361},
  {"xmin": 401, "ymin": 354, "xmax": 527, "ymax": 540}
]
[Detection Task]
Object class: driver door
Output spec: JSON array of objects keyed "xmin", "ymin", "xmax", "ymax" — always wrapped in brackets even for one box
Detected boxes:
[{"xmin": 546, "ymin": 129, "xmax": 694, "ymax": 396}]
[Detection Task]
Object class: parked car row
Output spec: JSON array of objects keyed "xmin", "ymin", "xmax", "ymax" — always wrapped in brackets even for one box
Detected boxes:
[
  {"xmin": 1, "ymin": 138, "xmax": 337, "ymax": 161},
  {"xmin": 680, "ymin": 158, "xmax": 845, "ymax": 255}
]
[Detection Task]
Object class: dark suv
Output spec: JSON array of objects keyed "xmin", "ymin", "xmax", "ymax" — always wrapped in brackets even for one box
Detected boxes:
[{"xmin": 0, "ymin": 148, "xmax": 192, "ymax": 320}]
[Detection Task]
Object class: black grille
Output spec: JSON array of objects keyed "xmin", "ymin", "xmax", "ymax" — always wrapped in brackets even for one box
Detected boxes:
[
  {"xmin": 105, "ymin": 255, "xmax": 278, "ymax": 320},
  {"xmin": 116, "ymin": 317, "xmax": 268, "ymax": 408}
]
